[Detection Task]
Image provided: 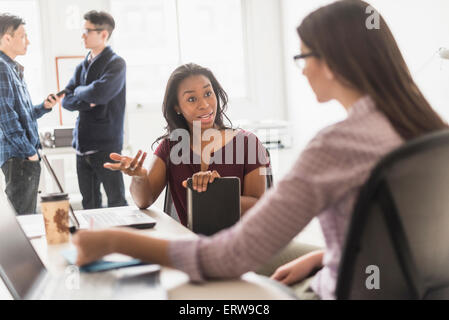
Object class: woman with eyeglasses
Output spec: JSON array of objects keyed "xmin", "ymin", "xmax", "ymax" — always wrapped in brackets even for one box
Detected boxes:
[{"xmin": 72, "ymin": 0, "xmax": 447, "ymax": 299}]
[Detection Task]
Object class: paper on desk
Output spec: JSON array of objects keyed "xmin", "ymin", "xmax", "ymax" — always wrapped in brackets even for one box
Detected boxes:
[
  {"xmin": 17, "ymin": 213, "xmax": 88, "ymax": 239},
  {"xmin": 17, "ymin": 214, "xmax": 46, "ymax": 238}
]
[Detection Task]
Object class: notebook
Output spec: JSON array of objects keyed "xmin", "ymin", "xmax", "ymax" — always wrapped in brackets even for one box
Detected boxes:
[
  {"xmin": 40, "ymin": 152, "xmax": 156, "ymax": 232},
  {"xmin": 187, "ymin": 177, "xmax": 241, "ymax": 236}
]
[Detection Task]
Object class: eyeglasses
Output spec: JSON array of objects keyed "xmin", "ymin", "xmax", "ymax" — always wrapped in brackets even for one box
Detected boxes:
[
  {"xmin": 293, "ymin": 52, "xmax": 318, "ymax": 70},
  {"xmin": 82, "ymin": 28, "xmax": 104, "ymax": 36}
]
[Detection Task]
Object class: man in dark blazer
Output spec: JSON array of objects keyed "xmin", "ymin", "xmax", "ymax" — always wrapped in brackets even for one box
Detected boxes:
[{"xmin": 62, "ymin": 10, "xmax": 127, "ymax": 209}]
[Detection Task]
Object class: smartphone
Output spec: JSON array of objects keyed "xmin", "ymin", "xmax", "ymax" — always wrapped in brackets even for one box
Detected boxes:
[
  {"xmin": 47, "ymin": 90, "xmax": 66, "ymax": 102},
  {"xmin": 56, "ymin": 89, "xmax": 66, "ymax": 97}
]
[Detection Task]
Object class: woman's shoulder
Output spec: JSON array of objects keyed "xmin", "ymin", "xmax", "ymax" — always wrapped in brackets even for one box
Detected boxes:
[
  {"xmin": 153, "ymin": 138, "xmax": 172, "ymax": 158},
  {"xmin": 314, "ymin": 101, "xmax": 397, "ymax": 145},
  {"xmin": 153, "ymin": 137, "xmax": 169, "ymax": 148},
  {"xmin": 305, "ymin": 110, "xmax": 401, "ymax": 164},
  {"xmin": 154, "ymin": 136, "xmax": 194, "ymax": 166},
  {"xmin": 233, "ymin": 129, "xmax": 263, "ymax": 142},
  {"xmin": 230, "ymin": 129, "xmax": 269, "ymax": 167},
  {"xmin": 306, "ymin": 120, "xmax": 357, "ymax": 152},
  {"xmin": 155, "ymin": 136, "xmax": 186, "ymax": 148}
]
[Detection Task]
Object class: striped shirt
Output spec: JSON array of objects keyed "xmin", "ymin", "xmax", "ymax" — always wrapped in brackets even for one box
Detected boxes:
[
  {"xmin": 168, "ymin": 96, "xmax": 404, "ymax": 299},
  {"xmin": 0, "ymin": 51, "xmax": 50, "ymax": 168}
]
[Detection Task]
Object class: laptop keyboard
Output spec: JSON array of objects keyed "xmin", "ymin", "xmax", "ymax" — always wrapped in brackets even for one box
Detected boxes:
[
  {"xmin": 80, "ymin": 211, "xmax": 134, "ymax": 228},
  {"xmin": 39, "ymin": 272, "xmax": 118, "ymax": 300},
  {"xmin": 38, "ymin": 268, "xmax": 166, "ymax": 300}
]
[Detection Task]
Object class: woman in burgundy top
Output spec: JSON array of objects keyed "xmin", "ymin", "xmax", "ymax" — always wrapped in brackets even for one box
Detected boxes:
[
  {"xmin": 103, "ymin": 63, "xmax": 269, "ymax": 226},
  {"xmin": 153, "ymin": 130, "xmax": 268, "ymax": 226}
]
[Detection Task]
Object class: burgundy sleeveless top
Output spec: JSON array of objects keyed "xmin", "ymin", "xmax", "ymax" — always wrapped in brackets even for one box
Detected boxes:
[{"xmin": 154, "ymin": 130, "xmax": 269, "ymax": 226}]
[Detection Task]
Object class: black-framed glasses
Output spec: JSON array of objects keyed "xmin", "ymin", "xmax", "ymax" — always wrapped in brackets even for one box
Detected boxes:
[
  {"xmin": 293, "ymin": 53, "xmax": 318, "ymax": 70},
  {"xmin": 82, "ymin": 28, "xmax": 104, "ymax": 36}
]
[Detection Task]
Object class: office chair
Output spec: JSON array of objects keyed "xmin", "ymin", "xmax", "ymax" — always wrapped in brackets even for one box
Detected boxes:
[
  {"xmin": 265, "ymin": 148, "xmax": 274, "ymax": 189},
  {"xmin": 335, "ymin": 130, "xmax": 449, "ymax": 299},
  {"xmin": 163, "ymin": 185, "xmax": 180, "ymax": 222}
]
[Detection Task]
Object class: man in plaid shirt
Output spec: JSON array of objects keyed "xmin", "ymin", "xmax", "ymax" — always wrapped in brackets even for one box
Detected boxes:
[{"xmin": 0, "ymin": 14, "xmax": 62, "ymax": 215}]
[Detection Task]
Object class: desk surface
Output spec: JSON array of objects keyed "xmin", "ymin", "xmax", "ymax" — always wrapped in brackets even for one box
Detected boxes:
[{"xmin": 1, "ymin": 205, "xmax": 295, "ymax": 300}]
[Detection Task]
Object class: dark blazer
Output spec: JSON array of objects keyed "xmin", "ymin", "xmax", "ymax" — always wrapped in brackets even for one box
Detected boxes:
[{"xmin": 62, "ymin": 46, "xmax": 126, "ymax": 153}]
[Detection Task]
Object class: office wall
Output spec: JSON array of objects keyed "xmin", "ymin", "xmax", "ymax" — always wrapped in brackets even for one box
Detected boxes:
[
  {"xmin": 5, "ymin": 0, "xmax": 449, "ymax": 154},
  {"xmin": 281, "ymin": 0, "xmax": 449, "ymax": 151},
  {"xmin": 33, "ymin": 0, "xmax": 287, "ymax": 154},
  {"xmin": 369, "ymin": 0, "xmax": 449, "ymax": 119},
  {"xmin": 280, "ymin": 1, "xmax": 346, "ymax": 152},
  {"xmin": 37, "ymin": 0, "xmax": 110, "ymax": 127}
]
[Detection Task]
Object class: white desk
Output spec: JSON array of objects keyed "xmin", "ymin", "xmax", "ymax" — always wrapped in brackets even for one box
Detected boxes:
[{"xmin": 1, "ymin": 205, "xmax": 296, "ymax": 300}]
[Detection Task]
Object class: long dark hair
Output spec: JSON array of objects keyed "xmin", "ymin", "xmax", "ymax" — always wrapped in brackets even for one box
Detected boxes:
[
  {"xmin": 297, "ymin": 0, "xmax": 447, "ymax": 140},
  {"xmin": 153, "ymin": 63, "xmax": 232, "ymax": 148}
]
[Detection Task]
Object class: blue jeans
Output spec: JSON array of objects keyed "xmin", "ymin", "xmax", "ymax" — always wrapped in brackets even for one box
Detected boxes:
[
  {"xmin": 1, "ymin": 157, "xmax": 41, "ymax": 215},
  {"xmin": 76, "ymin": 151, "xmax": 128, "ymax": 209}
]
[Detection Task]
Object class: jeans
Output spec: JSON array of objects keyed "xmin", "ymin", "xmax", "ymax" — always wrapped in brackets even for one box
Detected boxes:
[
  {"xmin": 1, "ymin": 157, "xmax": 41, "ymax": 215},
  {"xmin": 76, "ymin": 151, "xmax": 128, "ymax": 209}
]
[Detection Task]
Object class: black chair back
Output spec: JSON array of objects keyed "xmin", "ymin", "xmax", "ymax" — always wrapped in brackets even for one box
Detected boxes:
[
  {"xmin": 336, "ymin": 130, "xmax": 449, "ymax": 299},
  {"xmin": 163, "ymin": 185, "xmax": 180, "ymax": 222},
  {"xmin": 265, "ymin": 148, "xmax": 273, "ymax": 189}
]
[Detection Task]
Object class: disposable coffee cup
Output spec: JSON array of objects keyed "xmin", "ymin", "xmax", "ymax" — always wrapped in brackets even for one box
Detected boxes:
[{"xmin": 40, "ymin": 193, "xmax": 70, "ymax": 245}]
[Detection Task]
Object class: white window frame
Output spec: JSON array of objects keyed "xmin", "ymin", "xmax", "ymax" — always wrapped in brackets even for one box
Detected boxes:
[
  {"xmin": 106, "ymin": 0, "xmax": 252, "ymax": 114},
  {"xmin": 0, "ymin": 0, "xmax": 46, "ymax": 102}
]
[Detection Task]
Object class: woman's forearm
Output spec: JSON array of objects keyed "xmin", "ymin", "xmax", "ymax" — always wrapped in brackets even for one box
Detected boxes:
[
  {"xmin": 110, "ymin": 229, "xmax": 172, "ymax": 267},
  {"xmin": 241, "ymin": 196, "xmax": 259, "ymax": 215},
  {"xmin": 306, "ymin": 249, "xmax": 325, "ymax": 269},
  {"xmin": 130, "ymin": 176, "xmax": 154, "ymax": 209}
]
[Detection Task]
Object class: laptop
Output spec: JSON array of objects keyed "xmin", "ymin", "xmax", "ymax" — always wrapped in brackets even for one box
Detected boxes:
[
  {"xmin": 40, "ymin": 153, "xmax": 156, "ymax": 231},
  {"xmin": 0, "ymin": 191, "xmax": 167, "ymax": 300}
]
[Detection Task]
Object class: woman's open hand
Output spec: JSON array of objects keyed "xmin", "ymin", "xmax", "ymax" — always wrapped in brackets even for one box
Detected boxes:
[{"xmin": 103, "ymin": 150, "xmax": 148, "ymax": 177}]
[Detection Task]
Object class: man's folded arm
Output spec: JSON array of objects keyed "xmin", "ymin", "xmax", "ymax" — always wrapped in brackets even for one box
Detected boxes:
[
  {"xmin": 62, "ymin": 65, "xmax": 92, "ymax": 112},
  {"xmin": 73, "ymin": 58, "xmax": 126, "ymax": 106}
]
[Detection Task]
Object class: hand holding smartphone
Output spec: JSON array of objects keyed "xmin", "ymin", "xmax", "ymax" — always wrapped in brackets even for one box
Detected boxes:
[
  {"xmin": 56, "ymin": 89, "xmax": 66, "ymax": 97},
  {"xmin": 46, "ymin": 90, "xmax": 66, "ymax": 103}
]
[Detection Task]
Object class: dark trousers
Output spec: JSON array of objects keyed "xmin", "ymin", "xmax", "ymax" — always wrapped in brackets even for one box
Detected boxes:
[
  {"xmin": 1, "ymin": 158, "xmax": 41, "ymax": 215},
  {"xmin": 76, "ymin": 151, "xmax": 128, "ymax": 209}
]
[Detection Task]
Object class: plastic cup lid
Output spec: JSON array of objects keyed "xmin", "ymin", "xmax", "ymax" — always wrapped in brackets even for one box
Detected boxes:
[{"xmin": 40, "ymin": 193, "xmax": 69, "ymax": 202}]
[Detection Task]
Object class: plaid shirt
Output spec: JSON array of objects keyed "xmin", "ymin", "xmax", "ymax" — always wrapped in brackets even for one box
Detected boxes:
[{"xmin": 0, "ymin": 51, "xmax": 50, "ymax": 168}]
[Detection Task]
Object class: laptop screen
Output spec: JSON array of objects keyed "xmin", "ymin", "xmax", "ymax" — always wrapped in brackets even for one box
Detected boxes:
[
  {"xmin": 0, "ymin": 192, "xmax": 46, "ymax": 299},
  {"xmin": 41, "ymin": 154, "xmax": 80, "ymax": 229}
]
